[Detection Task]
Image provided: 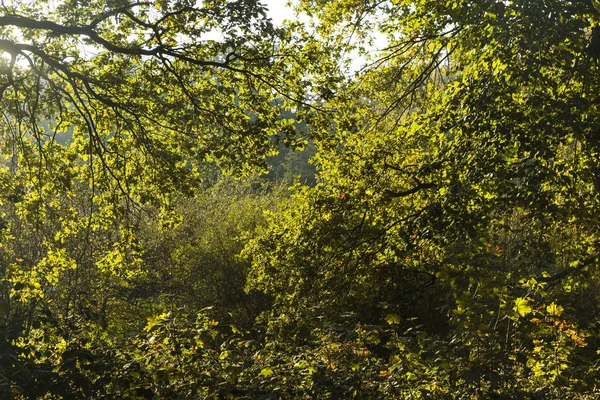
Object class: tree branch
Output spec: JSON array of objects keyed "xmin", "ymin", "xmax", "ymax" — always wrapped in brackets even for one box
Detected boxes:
[
  {"xmin": 89, "ymin": 2, "xmax": 150, "ymax": 28},
  {"xmin": 540, "ymin": 254, "xmax": 598, "ymax": 284},
  {"xmin": 0, "ymin": 14, "xmax": 242, "ymax": 71},
  {"xmin": 385, "ymin": 182, "xmax": 436, "ymax": 198}
]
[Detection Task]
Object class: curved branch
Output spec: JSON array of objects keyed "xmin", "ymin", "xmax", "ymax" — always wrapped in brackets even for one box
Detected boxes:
[{"xmin": 0, "ymin": 14, "xmax": 240, "ymax": 71}]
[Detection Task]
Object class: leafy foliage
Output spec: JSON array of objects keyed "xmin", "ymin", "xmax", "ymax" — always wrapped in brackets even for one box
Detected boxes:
[{"xmin": 1, "ymin": 0, "xmax": 600, "ymax": 398}]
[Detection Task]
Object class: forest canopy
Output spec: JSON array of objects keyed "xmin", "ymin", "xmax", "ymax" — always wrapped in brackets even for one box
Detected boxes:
[{"xmin": 1, "ymin": 0, "xmax": 600, "ymax": 398}]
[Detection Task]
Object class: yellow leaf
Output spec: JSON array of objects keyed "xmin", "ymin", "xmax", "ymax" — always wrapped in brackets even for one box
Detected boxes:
[
  {"xmin": 514, "ymin": 298, "xmax": 532, "ymax": 317},
  {"xmin": 385, "ymin": 313, "xmax": 401, "ymax": 325},
  {"xmin": 546, "ymin": 302, "xmax": 563, "ymax": 316}
]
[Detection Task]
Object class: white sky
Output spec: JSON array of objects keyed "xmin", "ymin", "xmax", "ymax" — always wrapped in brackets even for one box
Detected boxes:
[
  {"xmin": 264, "ymin": 0, "xmax": 297, "ymax": 26},
  {"xmin": 262, "ymin": 0, "xmax": 387, "ymax": 74}
]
